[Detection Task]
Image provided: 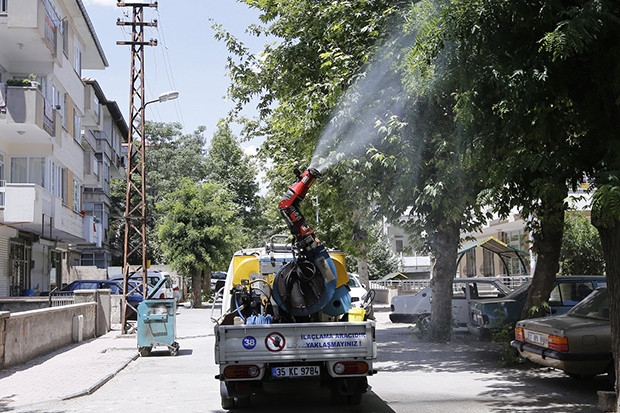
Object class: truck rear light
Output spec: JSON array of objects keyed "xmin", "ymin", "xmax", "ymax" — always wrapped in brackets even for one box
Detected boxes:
[
  {"xmin": 333, "ymin": 361, "xmax": 368, "ymax": 375},
  {"xmin": 224, "ymin": 365, "xmax": 260, "ymax": 379},
  {"xmin": 515, "ymin": 327, "xmax": 524, "ymax": 341},
  {"xmin": 548, "ymin": 335, "xmax": 569, "ymax": 352}
]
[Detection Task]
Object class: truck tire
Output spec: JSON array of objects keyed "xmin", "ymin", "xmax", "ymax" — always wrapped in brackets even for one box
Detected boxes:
[{"xmin": 347, "ymin": 393, "xmax": 362, "ymax": 406}]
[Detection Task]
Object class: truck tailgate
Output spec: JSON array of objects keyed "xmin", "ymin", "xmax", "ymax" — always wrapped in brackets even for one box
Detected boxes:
[{"xmin": 215, "ymin": 321, "xmax": 376, "ymax": 364}]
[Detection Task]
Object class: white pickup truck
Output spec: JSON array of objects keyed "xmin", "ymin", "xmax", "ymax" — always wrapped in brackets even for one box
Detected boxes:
[{"xmin": 213, "ymin": 239, "xmax": 377, "ymax": 409}]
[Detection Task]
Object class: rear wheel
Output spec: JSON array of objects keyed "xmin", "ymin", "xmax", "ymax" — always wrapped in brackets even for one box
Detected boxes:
[
  {"xmin": 347, "ymin": 393, "xmax": 362, "ymax": 405},
  {"xmin": 168, "ymin": 342, "xmax": 180, "ymax": 356},
  {"xmin": 138, "ymin": 346, "xmax": 151, "ymax": 357}
]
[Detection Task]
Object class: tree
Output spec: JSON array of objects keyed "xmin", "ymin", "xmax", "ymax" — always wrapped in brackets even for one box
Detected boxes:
[
  {"xmin": 216, "ymin": 0, "xmax": 405, "ymax": 284},
  {"xmin": 145, "ymin": 122, "xmax": 209, "ymax": 263},
  {"xmin": 415, "ymin": 0, "xmax": 604, "ymax": 321},
  {"xmin": 109, "ymin": 122, "xmax": 210, "ymax": 266},
  {"xmin": 156, "ymin": 178, "xmax": 243, "ymax": 308},
  {"xmin": 559, "ymin": 212, "xmax": 605, "ymax": 276},
  {"xmin": 205, "ymin": 122, "xmax": 265, "ymax": 245}
]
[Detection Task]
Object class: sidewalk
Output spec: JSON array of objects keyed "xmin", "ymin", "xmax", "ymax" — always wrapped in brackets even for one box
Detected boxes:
[{"xmin": 0, "ymin": 325, "xmax": 138, "ymax": 411}]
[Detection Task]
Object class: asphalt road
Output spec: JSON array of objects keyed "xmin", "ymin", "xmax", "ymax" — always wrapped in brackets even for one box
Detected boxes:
[{"xmin": 12, "ymin": 303, "xmax": 609, "ymax": 413}]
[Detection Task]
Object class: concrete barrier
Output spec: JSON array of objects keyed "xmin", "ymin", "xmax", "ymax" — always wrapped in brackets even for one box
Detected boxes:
[{"xmin": 1, "ymin": 302, "xmax": 97, "ymax": 368}]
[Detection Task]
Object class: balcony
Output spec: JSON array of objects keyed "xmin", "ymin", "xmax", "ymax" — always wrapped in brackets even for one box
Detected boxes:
[
  {"xmin": 0, "ymin": 84, "xmax": 59, "ymax": 143},
  {"xmin": 0, "ymin": 183, "xmax": 86, "ymax": 244}
]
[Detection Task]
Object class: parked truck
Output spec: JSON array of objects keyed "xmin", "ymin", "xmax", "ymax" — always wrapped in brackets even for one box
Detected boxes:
[{"xmin": 213, "ymin": 168, "xmax": 377, "ymax": 409}]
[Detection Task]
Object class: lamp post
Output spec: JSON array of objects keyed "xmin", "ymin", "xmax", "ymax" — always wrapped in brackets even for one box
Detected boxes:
[{"xmin": 121, "ymin": 89, "xmax": 179, "ymax": 332}]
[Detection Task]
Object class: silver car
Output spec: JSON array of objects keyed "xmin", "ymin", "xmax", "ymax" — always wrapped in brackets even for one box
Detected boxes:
[
  {"xmin": 511, "ymin": 287, "xmax": 613, "ymax": 384},
  {"xmin": 390, "ymin": 277, "xmax": 512, "ymax": 330}
]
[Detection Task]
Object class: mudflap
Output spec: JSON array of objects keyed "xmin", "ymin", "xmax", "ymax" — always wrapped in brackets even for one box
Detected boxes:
[
  {"xmin": 329, "ymin": 377, "xmax": 368, "ymax": 406},
  {"xmin": 220, "ymin": 381, "xmax": 255, "ymax": 410}
]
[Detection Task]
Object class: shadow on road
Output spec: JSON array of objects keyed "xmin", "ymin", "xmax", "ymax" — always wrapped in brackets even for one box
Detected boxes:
[
  {"xmin": 374, "ymin": 321, "xmax": 610, "ymax": 412},
  {"xmin": 216, "ymin": 387, "xmax": 395, "ymax": 413}
]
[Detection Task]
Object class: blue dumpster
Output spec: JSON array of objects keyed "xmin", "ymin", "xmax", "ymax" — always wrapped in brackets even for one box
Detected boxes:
[{"xmin": 137, "ymin": 299, "xmax": 179, "ymax": 356}]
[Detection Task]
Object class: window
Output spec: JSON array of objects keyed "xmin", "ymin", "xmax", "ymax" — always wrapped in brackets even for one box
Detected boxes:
[
  {"xmin": 73, "ymin": 41, "xmax": 82, "ymax": 74},
  {"xmin": 48, "ymin": 162, "xmax": 66, "ymax": 200},
  {"xmin": 0, "ymin": 153, "xmax": 4, "ymax": 206},
  {"xmin": 72, "ymin": 179, "xmax": 80, "ymax": 212},
  {"xmin": 0, "ymin": 0, "xmax": 7, "ymax": 14},
  {"xmin": 465, "ymin": 249, "xmax": 476, "ymax": 277},
  {"xmin": 93, "ymin": 93, "xmax": 100, "ymax": 119},
  {"xmin": 395, "ymin": 238, "xmax": 404, "ymax": 253},
  {"xmin": 73, "ymin": 108, "xmax": 82, "ymax": 141},
  {"xmin": 506, "ymin": 230, "xmax": 530, "ymax": 275},
  {"xmin": 481, "ymin": 249, "xmax": 495, "ymax": 276},
  {"xmin": 11, "ymin": 157, "xmax": 45, "ymax": 187},
  {"xmin": 80, "ymin": 252, "xmax": 107, "ymax": 268},
  {"xmin": 62, "ymin": 20, "xmax": 69, "ymax": 57},
  {"xmin": 84, "ymin": 151, "xmax": 91, "ymax": 175},
  {"xmin": 62, "ymin": 94, "xmax": 68, "ymax": 129}
]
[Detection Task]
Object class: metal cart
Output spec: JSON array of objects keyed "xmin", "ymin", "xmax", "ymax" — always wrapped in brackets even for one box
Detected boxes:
[{"xmin": 137, "ymin": 298, "xmax": 179, "ymax": 356}]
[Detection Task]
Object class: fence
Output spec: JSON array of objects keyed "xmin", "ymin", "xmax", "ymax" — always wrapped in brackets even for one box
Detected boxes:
[
  {"xmin": 49, "ymin": 290, "xmax": 76, "ymax": 307},
  {"xmin": 369, "ymin": 275, "xmax": 530, "ymax": 296}
]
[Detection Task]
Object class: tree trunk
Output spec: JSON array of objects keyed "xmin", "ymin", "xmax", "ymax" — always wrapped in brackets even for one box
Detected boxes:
[
  {"xmin": 356, "ymin": 255, "xmax": 371, "ymax": 291},
  {"xmin": 192, "ymin": 268, "xmax": 203, "ymax": 309},
  {"xmin": 428, "ymin": 220, "xmax": 461, "ymax": 342},
  {"xmin": 592, "ymin": 212, "xmax": 620, "ymax": 406},
  {"xmin": 203, "ymin": 268, "xmax": 213, "ymax": 294},
  {"xmin": 520, "ymin": 193, "xmax": 566, "ymax": 320}
]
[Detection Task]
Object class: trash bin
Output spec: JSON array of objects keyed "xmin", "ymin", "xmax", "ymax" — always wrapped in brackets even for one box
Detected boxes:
[{"xmin": 137, "ymin": 299, "xmax": 179, "ymax": 356}]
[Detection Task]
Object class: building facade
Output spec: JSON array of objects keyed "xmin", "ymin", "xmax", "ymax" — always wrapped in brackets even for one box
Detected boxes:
[{"xmin": 0, "ymin": 0, "xmax": 124, "ymax": 296}]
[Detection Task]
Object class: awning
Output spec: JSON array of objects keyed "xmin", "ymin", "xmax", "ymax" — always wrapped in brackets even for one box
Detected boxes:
[
  {"xmin": 457, "ymin": 236, "xmax": 529, "ymax": 275},
  {"xmin": 379, "ymin": 272, "xmax": 408, "ymax": 281}
]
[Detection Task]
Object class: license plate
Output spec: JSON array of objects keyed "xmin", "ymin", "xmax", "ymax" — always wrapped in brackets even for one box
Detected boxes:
[
  {"xmin": 271, "ymin": 366, "xmax": 320, "ymax": 378},
  {"xmin": 526, "ymin": 331, "xmax": 545, "ymax": 345}
]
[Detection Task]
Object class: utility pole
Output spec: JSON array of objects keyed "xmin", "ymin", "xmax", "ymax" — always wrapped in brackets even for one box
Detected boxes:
[{"xmin": 116, "ymin": 1, "xmax": 158, "ymax": 332}]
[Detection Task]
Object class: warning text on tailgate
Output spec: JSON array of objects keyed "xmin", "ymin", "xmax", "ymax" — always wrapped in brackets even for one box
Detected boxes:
[
  {"xmin": 240, "ymin": 330, "xmax": 368, "ymax": 352},
  {"xmin": 299, "ymin": 332, "xmax": 367, "ymax": 349}
]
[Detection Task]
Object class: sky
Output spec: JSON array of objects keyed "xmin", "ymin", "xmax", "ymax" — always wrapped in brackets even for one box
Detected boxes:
[{"xmin": 81, "ymin": 0, "xmax": 265, "ymax": 151}]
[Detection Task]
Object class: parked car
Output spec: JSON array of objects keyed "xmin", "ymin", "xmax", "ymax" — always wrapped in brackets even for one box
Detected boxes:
[
  {"xmin": 468, "ymin": 275, "xmax": 607, "ymax": 339},
  {"xmin": 61, "ymin": 279, "xmax": 125, "ymax": 294},
  {"xmin": 511, "ymin": 287, "xmax": 613, "ymax": 385},
  {"xmin": 346, "ymin": 273, "xmax": 374, "ymax": 320},
  {"xmin": 389, "ymin": 277, "xmax": 512, "ymax": 330},
  {"xmin": 60, "ymin": 279, "xmax": 143, "ymax": 320},
  {"xmin": 110, "ymin": 270, "xmax": 174, "ymax": 300},
  {"xmin": 211, "ymin": 271, "xmax": 227, "ymax": 292}
]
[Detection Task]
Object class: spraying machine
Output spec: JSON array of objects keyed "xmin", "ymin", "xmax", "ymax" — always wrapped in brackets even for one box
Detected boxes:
[{"xmin": 214, "ymin": 168, "xmax": 377, "ymax": 409}]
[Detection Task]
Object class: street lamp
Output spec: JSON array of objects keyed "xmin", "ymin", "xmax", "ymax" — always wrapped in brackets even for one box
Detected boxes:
[{"xmin": 145, "ymin": 90, "xmax": 179, "ymax": 107}]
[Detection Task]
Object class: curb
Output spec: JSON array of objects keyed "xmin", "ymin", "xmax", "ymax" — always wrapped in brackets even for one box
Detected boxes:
[{"xmin": 62, "ymin": 352, "xmax": 139, "ymax": 401}]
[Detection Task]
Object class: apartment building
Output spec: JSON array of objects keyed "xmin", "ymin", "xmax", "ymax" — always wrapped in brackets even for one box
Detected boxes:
[{"xmin": 0, "ymin": 0, "xmax": 125, "ymax": 296}]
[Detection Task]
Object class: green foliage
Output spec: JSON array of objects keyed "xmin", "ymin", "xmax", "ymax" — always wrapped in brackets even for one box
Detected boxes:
[
  {"xmin": 155, "ymin": 178, "xmax": 243, "ymax": 276},
  {"xmin": 491, "ymin": 319, "xmax": 522, "ymax": 367},
  {"xmin": 205, "ymin": 122, "xmax": 266, "ymax": 246},
  {"xmin": 559, "ymin": 212, "xmax": 605, "ymax": 275},
  {"xmin": 143, "ymin": 122, "xmax": 210, "ymax": 263}
]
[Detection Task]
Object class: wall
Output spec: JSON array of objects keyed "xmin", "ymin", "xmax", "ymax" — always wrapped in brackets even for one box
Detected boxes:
[
  {"xmin": 1, "ymin": 302, "xmax": 96, "ymax": 368},
  {"xmin": 0, "ymin": 290, "xmax": 113, "ymax": 369}
]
